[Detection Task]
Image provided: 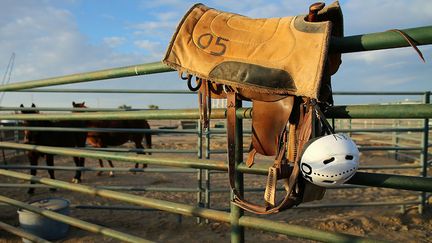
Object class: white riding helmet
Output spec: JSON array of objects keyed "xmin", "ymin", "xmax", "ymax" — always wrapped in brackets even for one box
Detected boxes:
[{"xmin": 300, "ymin": 133, "xmax": 359, "ymax": 187}]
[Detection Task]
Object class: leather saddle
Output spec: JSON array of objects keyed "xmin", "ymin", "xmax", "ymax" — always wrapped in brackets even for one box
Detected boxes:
[{"xmin": 164, "ymin": 2, "xmax": 343, "ymax": 214}]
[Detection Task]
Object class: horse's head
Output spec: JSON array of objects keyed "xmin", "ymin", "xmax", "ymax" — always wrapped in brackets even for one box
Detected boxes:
[
  {"xmin": 72, "ymin": 101, "xmax": 87, "ymax": 108},
  {"xmin": 20, "ymin": 103, "xmax": 39, "ymax": 114},
  {"xmin": 20, "ymin": 103, "xmax": 42, "ymax": 144}
]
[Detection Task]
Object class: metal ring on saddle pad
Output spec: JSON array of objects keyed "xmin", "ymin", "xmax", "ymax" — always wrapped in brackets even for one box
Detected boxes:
[
  {"xmin": 222, "ymin": 85, "xmax": 235, "ymax": 94},
  {"xmin": 186, "ymin": 76, "xmax": 202, "ymax": 91},
  {"xmin": 179, "ymin": 72, "xmax": 190, "ymax": 80}
]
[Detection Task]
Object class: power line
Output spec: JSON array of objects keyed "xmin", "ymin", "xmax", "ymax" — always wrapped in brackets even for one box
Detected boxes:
[{"xmin": 0, "ymin": 52, "xmax": 15, "ymax": 104}]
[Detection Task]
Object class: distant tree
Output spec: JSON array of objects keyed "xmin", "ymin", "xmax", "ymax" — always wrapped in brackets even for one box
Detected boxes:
[
  {"xmin": 118, "ymin": 104, "xmax": 132, "ymax": 110},
  {"xmin": 148, "ymin": 105, "xmax": 159, "ymax": 110}
]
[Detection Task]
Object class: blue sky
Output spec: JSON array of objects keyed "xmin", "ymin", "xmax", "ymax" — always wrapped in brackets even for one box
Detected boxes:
[{"xmin": 0, "ymin": 0, "xmax": 431, "ymax": 109}]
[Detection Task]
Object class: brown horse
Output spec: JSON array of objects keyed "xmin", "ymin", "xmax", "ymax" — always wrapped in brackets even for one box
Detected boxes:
[
  {"xmin": 72, "ymin": 102, "xmax": 151, "ymax": 176},
  {"xmin": 20, "ymin": 104, "xmax": 87, "ymax": 194}
]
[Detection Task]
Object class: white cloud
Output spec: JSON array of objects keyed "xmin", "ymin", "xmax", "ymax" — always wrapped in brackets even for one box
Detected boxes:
[
  {"xmin": 362, "ymin": 74, "xmax": 415, "ymax": 87},
  {"xmin": 0, "ymin": 1, "xmax": 155, "ymax": 80},
  {"xmin": 345, "ymin": 48, "xmax": 417, "ymax": 65},
  {"xmin": 156, "ymin": 11, "xmax": 179, "ymax": 21},
  {"xmin": 134, "ymin": 40, "xmax": 160, "ymax": 50},
  {"xmin": 133, "ymin": 40, "xmax": 165, "ymax": 59},
  {"xmin": 0, "ymin": 0, "xmax": 160, "ymax": 107},
  {"xmin": 103, "ymin": 36, "xmax": 126, "ymax": 48},
  {"xmin": 138, "ymin": 0, "xmax": 189, "ymax": 9},
  {"xmin": 130, "ymin": 21, "xmax": 177, "ymax": 32},
  {"xmin": 343, "ymin": 0, "xmax": 432, "ymax": 34}
]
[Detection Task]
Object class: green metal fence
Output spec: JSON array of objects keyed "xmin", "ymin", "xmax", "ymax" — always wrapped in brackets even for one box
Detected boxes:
[{"xmin": 0, "ymin": 26, "xmax": 431, "ymax": 242}]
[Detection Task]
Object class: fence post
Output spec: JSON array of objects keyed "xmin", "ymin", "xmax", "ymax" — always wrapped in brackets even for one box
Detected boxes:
[
  {"xmin": 204, "ymin": 124, "xmax": 211, "ymax": 224},
  {"xmin": 419, "ymin": 91, "xmax": 430, "ymax": 214},
  {"xmin": 197, "ymin": 119, "xmax": 203, "ymax": 224},
  {"xmin": 392, "ymin": 119, "xmax": 400, "ymax": 161},
  {"xmin": 348, "ymin": 118, "xmax": 352, "ymax": 137}
]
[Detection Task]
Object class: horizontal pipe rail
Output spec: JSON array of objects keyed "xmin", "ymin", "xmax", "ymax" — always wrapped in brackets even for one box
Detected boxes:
[
  {"xmin": 359, "ymin": 146, "xmax": 422, "ymax": 151},
  {"xmin": 0, "ymin": 221, "xmax": 51, "ymax": 243},
  {"xmin": 0, "ymin": 147, "xmax": 196, "ymax": 154},
  {"xmin": 0, "ymin": 164, "xmax": 421, "ymax": 173},
  {"xmin": 359, "ymin": 165, "xmax": 422, "ymax": 170},
  {"xmin": 74, "ymin": 205, "xmax": 156, "ymax": 211},
  {"xmin": 213, "ymin": 200, "xmax": 422, "ymax": 212},
  {"xmin": 333, "ymin": 91, "xmax": 428, "ymax": 96},
  {"xmin": 0, "ymin": 124, "xmax": 424, "ymax": 134},
  {"xmin": 0, "ymin": 108, "xmax": 208, "ymax": 120},
  {"xmin": 0, "ymin": 165, "xmax": 197, "ymax": 173},
  {"xmin": 0, "ymin": 61, "xmax": 172, "ymax": 91},
  {"xmin": 336, "ymin": 128, "xmax": 425, "ymax": 133},
  {"xmin": 299, "ymin": 201, "xmax": 421, "ymax": 208},
  {"xmin": 52, "ymin": 200, "xmax": 423, "ymax": 214},
  {"xmin": 0, "ymin": 26, "xmax": 430, "ymax": 92},
  {"xmin": 0, "ymin": 183, "xmax": 365, "ymax": 192},
  {"xmin": 0, "ymin": 126, "xmax": 197, "ymax": 134},
  {"xmin": 5, "ymin": 89, "xmax": 429, "ymax": 96},
  {"xmin": 0, "ymin": 105, "xmax": 431, "ymax": 121},
  {"xmin": 0, "ymin": 183, "xmax": 199, "ymax": 192},
  {"xmin": 83, "ymin": 147, "xmax": 196, "ymax": 154},
  {"xmin": 70, "ymin": 200, "xmax": 421, "ymax": 212},
  {"xmin": 197, "ymin": 127, "xmax": 427, "ymax": 135},
  {"xmin": 0, "ymin": 142, "xmax": 430, "ymax": 192},
  {"xmin": 325, "ymin": 104, "xmax": 432, "ymax": 119},
  {"xmin": 191, "ymin": 144, "xmax": 424, "ymax": 154},
  {"xmin": 0, "ymin": 107, "xmax": 142, "ymax": 112},
  {"xmin": 330, "ymin": 26, "xmax": 432, "ymax": 53},
  {"xmin": 10, "ymin": 89, "xmax": 194, "ymax": 94},
  {"xmin": 0, "ymin": 195, "xmax": 152, "ymax": 243},
  {"xmin": 0, "ymin": 169, "xmax": 381, "ymax": 243},
  {"xmin": 3, "ymin": 90, "xmax": 428, "ymax": 96}
]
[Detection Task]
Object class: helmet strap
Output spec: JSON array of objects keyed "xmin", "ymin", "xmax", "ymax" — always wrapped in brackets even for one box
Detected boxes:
[{"xmin": 310, "ymin": 99, "xmax": 335, "ymax": 135}]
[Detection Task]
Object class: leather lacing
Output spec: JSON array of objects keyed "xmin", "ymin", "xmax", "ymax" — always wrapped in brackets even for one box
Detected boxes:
[{"xmin": 389, "ymin": 29, "xmax": 425, "ymax": 62}]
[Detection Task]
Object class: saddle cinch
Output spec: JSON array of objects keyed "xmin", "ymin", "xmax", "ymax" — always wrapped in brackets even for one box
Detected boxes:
[{"xmin": 163, "ymin": 2, "xmax": 343, "ymax": 214}]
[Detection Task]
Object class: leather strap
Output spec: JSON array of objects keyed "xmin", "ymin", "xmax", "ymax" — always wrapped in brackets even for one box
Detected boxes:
[
  {"xmin": 202, "ymin": 79, "xmax": 210, "ymax": 129},
  {"xmin": 227, "ymin": 91, "xmax": 240, "ymax": 198},
  {"xmin": 228, "ymin": 96, "xmax": 314, "ymax": 214},
  {"xmin": 196, "ymin": 79, "xmax": 214, "ymax": 129},
  {"xmin": 389, "ymin": 29, "xmax": 425, "ymax": 63},
  {"xmin": 246, "ymin": 148, "xmax": 257, "ymax": 167}
]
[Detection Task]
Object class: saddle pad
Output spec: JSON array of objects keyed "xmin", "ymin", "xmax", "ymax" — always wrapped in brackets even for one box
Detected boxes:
[{"xmin": 163, "ymin": 3, "xmax": 338, "ymax": 99}]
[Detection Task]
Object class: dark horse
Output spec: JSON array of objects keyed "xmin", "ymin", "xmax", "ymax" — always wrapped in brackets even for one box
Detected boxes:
[
  {"xmin": 20, "ymin": 104, "xmax": 87, "ymax": 194},
  {"xmin": 72, "ymin": 102, "xmax": 151, "ymax": 176}
]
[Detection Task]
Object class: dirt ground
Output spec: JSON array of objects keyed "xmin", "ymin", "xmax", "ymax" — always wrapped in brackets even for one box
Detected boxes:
[{"xmin": 0, "ymin": 120, "xmax": 431, "ymax": 242}]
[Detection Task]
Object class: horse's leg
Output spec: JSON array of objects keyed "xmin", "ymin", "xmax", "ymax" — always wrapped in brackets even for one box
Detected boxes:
[
  {"xmin": 97, "ymin": 158, "xmax": 104, "ymax": 176},
  {"xmin": 80, "ymin": 157, "xmax": 85, "ymax": 179},
  {"xmin": 46, "ymin": 154, "xmax": 57, "ymax": 192},
  {"xmin": 142, "ymin": 133, "xmax": 152, "ymax": 168},
  {"xmin": 27, "ymin": 152, "xmax": 39, "ymax": 194},
  {"xmin": 72, "ymin": 157, "xmax": 83, "ymax": 184},
  {"xmin": 107, "ymin": 159, "xmax": 115, "ymax": 177},
  {"xmin": 134, "ymin": 137, "xmax": 147, "ymax": 170}
]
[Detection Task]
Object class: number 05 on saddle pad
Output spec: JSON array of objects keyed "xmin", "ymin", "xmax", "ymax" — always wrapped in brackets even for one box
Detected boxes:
[
  {"xmin": 163, "ymin": 1, "xmax": 343, "ymax": 99},
  {"xmin": 163, "ymin": 2, "xmax": 343, "ymax": 214}
]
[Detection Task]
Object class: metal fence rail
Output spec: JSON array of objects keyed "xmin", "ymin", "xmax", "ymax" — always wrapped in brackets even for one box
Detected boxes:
[
  {"xmin": 0, "ymin": 104, "xmax": 431, "ymax": 121},
  {"xmin": 0, "ymin": 169, "xmax": 383, "ymax": 243},
  {"xmin": 0, "ymin": 141, "xmax": 431, "ymax": 192}
]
